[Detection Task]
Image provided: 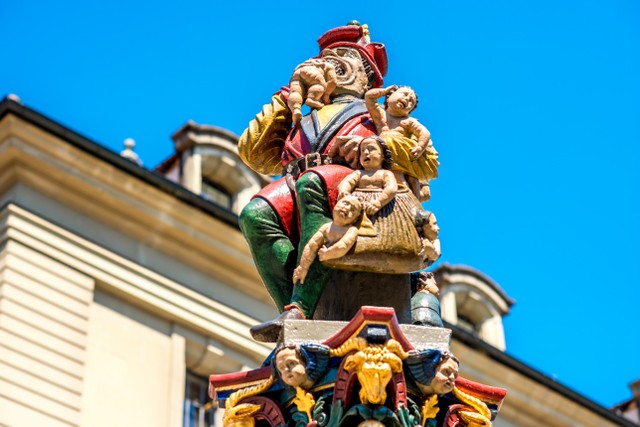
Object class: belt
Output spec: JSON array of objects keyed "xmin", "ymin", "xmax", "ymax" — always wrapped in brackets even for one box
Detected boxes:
[{"xmin": 284, "ymin": 153, "xmax": 332, "ymax": 191}]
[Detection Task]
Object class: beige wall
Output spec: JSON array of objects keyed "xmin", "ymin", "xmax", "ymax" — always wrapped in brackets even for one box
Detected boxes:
[
  {"xmin": 82, "ymin": 291, "xmax": 178, "ymax": 427},
  {"xmin": 0, "ymin": 110, "xmax": 275, "ymax": 426},
  {"xmin": 0, "ymin": 239, "xmax": 93, "ymax": 427},
  {"xmin": 0, "ymin": 201, "xmax": 273, "ymax": 427}
]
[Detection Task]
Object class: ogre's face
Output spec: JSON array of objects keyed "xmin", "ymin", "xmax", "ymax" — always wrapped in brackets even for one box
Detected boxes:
[{"xmin": 322, "ymin": 47, "xmax": 369, "ymax": 98}]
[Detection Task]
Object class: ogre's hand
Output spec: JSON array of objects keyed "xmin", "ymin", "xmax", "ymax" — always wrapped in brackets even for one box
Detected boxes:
[{"xmin": 329, "ymin": 135, "xmax": 363, "ymax": 168}]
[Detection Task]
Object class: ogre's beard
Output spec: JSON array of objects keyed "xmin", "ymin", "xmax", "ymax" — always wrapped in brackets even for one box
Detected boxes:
[{"xmin": 322, "ymin": 52, "xmax": 369, "ymax": 98}]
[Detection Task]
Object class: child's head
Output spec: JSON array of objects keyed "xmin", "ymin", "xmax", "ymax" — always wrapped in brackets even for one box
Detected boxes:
[
  {"xmin": 416, "ymin": 210, "xmax": 439, "ymax": 240},
  {"xmin": 385, "ymin": 86, "xmax": 419, "ymax": 116},
  {"xmin": 358, "ymin": 136, "xmax": 393, "ymax": 170},
  {"xmin": 333, "ymin": 195, "xmax": 362, "ymax": 226}
]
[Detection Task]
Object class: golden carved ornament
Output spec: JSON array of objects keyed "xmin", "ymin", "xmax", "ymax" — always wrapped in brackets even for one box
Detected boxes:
[
  {"xmin": 331, "ymin": 337, "xmax": 408, "ymax": 405},
  {"xmin": 223, "ymin": 377, "xmax": 276, "ymax": 427},
  {"xmin": 452, "ymin": 386, "xmax": 493, "ymax": 427},
  {"xmin": 420, "ymin": 394, "xmax": 440, "ymax": 426},
  {"xmin": 293, "ymin": 386, "xmax": 316, "ymax": 421}
]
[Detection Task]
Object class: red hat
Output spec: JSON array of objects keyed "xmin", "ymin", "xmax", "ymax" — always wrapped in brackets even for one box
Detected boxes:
[{"xmin": 317, "ymin": 24, "xmax": 388, "ymax": 88}]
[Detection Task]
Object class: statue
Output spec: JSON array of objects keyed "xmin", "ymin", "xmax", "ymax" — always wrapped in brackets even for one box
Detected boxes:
[
  {"xmin": 415, "ymin": 211, "xmax": 441, "ymax": 264},
  {"xmin": 212, "ymin": 22, "xmax": 507, "ymax": 427},
  {"xmin": 239, "ymin": 23, "xmax": 395, "ymax": 341}
]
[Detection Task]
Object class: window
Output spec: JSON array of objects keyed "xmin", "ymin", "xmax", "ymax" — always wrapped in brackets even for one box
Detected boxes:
[
  {"xmin": 201, "ymin": 177, "xmax": 232, "ymax": 209},
  {"xmin": 456, "ymin": 314, "xmax": 479, "ymax": 335},
  {"xmin": 184, "ymin": 372, "xmax": 217, "ymax": 427}
]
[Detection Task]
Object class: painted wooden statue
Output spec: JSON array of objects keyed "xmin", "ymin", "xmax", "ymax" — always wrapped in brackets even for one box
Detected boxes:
[{"xmin": 214, "ymin": 22, "xmax": 507, "ymax": 427}]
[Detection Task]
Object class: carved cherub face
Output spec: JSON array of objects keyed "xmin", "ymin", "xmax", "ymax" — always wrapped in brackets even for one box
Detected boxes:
[
  {"xmin": 386, "ymin": 86, "xmax": 417, "ymax": 117},
  {"xmin": 275, "ymin": 347, "xmax": 310, "ymax": 388},
  {"xmin": 430, "ymin": 358, "xmax": 459, "ymax": 395},
  {"xmin": 423, "ymin": 213, "xmax": 440, "ymax": 241},
  {"xmin": 359, "ymin": 138, "xmax": 384, "ymax": 170},
  {"xmin": 333, "ymin": 196, "xmax": 362, "ymax": 226}
]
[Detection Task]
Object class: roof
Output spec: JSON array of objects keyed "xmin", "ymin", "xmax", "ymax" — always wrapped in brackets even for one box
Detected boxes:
[
  {"xmin": 447, "ymin": 321, "xmax": 637, "ymax": 427},
  {"xmin": 0, "ymin": 96, "xmax": 239, "ymax": 228},
  {"xmin": 435, "ymin": 263, "xmax": 516, "ymax": 308}
]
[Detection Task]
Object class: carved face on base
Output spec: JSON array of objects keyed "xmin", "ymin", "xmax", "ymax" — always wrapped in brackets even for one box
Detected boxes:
[
  {"xmin": 333, "ymin": 196, "xmax": 362, "ymax": 226},
  {"xmin": 386, "ymin": 86, "xmax": 417, "ymax": 117},
  {"xmin": 430, "ymin": 358, "xmax": 459, "ymax": 395},
  {"xmin": 275, "ymin": 347, "xmax": 311, "ymax": 389}
]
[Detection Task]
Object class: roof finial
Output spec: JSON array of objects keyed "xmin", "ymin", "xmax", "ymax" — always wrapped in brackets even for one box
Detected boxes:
[
  {"xmin": 7, "ymin": 94, "xmax": 22, "ymax": 104},
  {"xmin": 120, "ymin": 138, "xmax": 142, "ymax": 166}
]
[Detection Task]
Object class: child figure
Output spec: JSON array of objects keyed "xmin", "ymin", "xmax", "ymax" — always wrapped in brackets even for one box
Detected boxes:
[
  {"xmin": 365, "ymin": 86, "xmax": 437, "ymax": 201},
  {"xmin": 288, "ymin": 58, "xmax": 338, "ymax": 124},
  {"xmin": 415, "ymin": 210, "xmax": 441, "ymax": 263},
  {"xmin": 293, "ymin": 195, "xmax": 363, "ymax": 285},
  {"xmin": 337, "ymin": 136, "xmax": 398, "ymax": 217},
  {"xmin": 365, "ymin": 85, "xmax": 431, "ymax": 159}
]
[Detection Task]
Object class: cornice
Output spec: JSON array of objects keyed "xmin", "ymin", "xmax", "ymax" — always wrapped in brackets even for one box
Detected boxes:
[
  {"xmin": 0, "ymin": 110, "xmax": 273, "ymax": 310},
  {"xmin": 0, "ymin": 97, "xmax": 238, "ymax": 227},
  {"xmin": 448, "ymin": 321, "xmax": 635, "ymax": 426},
  {"xmin": 0, "ymin": 203, "xmax": 273, "ymax": 364}
]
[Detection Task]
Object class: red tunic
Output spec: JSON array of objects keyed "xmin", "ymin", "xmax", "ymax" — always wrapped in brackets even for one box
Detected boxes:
[{"xmin": 254, "ymin": 100, "xmax": 377, "ymax": 240}]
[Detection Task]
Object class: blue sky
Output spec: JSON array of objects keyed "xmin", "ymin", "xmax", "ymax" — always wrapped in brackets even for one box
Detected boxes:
[{"xmin": 3, "ymin": 0, "xmax": 639, "ymax": 409}]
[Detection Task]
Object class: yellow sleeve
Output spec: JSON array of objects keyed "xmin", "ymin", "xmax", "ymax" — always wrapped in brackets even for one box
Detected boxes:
[
  {"xmin": 382, "ymin": 133, "xmax": 440, "ymax": 181},
  {"xmin": 238, "ymin": 93, "xmax": 292, "ymax": 175}
]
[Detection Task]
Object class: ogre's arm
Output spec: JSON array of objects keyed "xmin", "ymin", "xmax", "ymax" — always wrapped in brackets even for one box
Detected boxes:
[{"xmin": 238, "ymin": 92, "xmax": 292, "ymax": 175}]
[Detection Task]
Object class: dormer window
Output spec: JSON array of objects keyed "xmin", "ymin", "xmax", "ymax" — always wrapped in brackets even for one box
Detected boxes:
[
  {"xmin": 435, "ymin": 264, "xmax": 514, "ymax": 351},
  {"xmin": 156, "ymin": 121, "xmax": 271, "ymax": 215},
  {"xmin": 201, "ymin": 177, "xmax": 232, "ymax": 209}
]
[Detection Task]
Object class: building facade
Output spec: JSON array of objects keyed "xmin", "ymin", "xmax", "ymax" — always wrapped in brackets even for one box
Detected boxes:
[{"xmin": 0, "ymin": 96, "xmax": 634, "ymax": 427}]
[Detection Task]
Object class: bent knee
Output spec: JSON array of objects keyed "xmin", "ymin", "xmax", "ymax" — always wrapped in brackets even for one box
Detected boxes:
[
  {"xmin": 295, "ymin": 171, "xmax": 324, "ymax": 194},
  {"xmin": 239, "ymin": 198, "xmax": 271, "ymax": 231}
]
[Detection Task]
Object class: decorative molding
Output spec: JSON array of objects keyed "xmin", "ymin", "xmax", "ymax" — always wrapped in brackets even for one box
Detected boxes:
[{"xmin": 1, "ymin": 203, "xmax": 272, "ymax": 364}]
